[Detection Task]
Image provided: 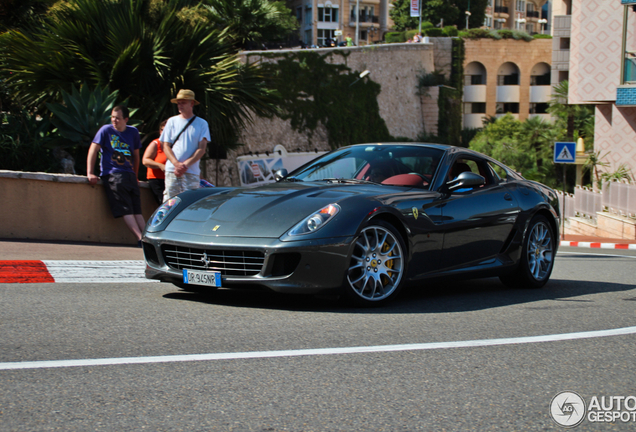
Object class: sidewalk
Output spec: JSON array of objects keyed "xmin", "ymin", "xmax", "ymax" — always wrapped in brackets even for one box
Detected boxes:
[
  {"xmin": 0, "ymin": 239, "xmax": 144, "ymax": 261},
  {"xmin": 1, "ymin": 234, "xmax": 635, "ymax": 263}
]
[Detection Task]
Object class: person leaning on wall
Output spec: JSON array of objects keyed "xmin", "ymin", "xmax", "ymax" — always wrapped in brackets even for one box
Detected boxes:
[{"xmin": 86, "ymin": 105, "xmax": 145, "ymax": 246}]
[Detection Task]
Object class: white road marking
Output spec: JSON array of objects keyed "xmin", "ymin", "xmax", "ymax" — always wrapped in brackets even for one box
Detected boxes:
[
  {"xmin": 1, "ymin": 326, "xmax": 635, "ymax": 371},
  {"xmin": 42, "ymin": 260, "xmax": 156, "ymax": 283}
]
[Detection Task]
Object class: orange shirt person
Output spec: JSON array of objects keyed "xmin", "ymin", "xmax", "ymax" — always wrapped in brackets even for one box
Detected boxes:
[{"xmin": 142, "ymin": 120, "xmax": 168, "ymax": 203}]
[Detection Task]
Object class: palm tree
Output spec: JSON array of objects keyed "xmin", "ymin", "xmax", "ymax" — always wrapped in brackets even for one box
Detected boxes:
[
  {"xmin": 0, "ymin": 0, "xmax": 277, "ymax": 142},
  {"xmin": 204, "ymin": 0, "xmax": 299, "ymax": 49}
]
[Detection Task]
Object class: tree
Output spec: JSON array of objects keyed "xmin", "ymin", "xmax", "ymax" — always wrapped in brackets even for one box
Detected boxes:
[
  {"xmin": 0, "ymin": 0, "xmax": 278, "ymax": 169},
  {"xmin": 0, "ymin": 0, "xmax": 56, "ymax": 31},
  {"xmin": 389, "ymin": 0, "xmax": 488, "ymax": 32},
  {"xmin": 469, "ymin": 114, "xmax": 561, "ymax": 187},
  {"xmin": 204, "ymin": 0, "xmax": 299, "ymax": 49}
]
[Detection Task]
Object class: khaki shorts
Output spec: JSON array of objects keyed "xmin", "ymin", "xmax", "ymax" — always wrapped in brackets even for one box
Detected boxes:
[{"xmin": 164, "ymin": 172, "xmax": 199, "ymax": 202}]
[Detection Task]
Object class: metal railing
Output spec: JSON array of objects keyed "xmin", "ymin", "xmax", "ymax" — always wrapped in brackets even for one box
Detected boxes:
[
  {"xmin": 559, "ymin": 181, "xmax": 636, "ymax": 221},
  {"xmin": 602, "ymin": 180, "xmax": 636, "ymax": 217},
  {"xmin": 573, "ymin": 186, "xmax": 602, "ymax": 219}
]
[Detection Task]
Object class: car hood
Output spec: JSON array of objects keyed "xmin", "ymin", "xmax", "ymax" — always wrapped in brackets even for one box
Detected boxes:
[{"xmin": 166, "ymin": 182, "xmax": 381, "ymax": 238}]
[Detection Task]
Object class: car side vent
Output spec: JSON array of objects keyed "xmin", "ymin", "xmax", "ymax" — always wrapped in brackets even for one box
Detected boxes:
[
  {"xmin": 269, "ymin": 253, "xmax": 301, "ymax": 277},
  {"xmin": 500, "ymin": 228, "xmax": 518, "ymax": 254},
  {"xmin": 142, "ymin": 242, "xmax": 160, "ymax": 266}
]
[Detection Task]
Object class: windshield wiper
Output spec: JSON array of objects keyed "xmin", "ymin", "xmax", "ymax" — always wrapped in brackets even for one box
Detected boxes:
[
  {"xmin": 318, "ymin": 178, "xmax": 376, "ymax": 184},
  {"xmin": 283, "ymin": 177, "xmax": 303, "ymax": 182}
]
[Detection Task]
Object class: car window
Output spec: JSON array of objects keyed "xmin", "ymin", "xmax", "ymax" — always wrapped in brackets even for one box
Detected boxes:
[
  {"xmin": 290, "ymin": 145, "xmax": 444, "ymax": 188},
  {"xmin": 488, "ymin": 161, "xmax": 510, "ymax": 182}
]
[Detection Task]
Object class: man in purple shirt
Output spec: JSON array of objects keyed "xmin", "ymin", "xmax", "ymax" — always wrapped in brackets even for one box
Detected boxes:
[{"xmin": 87, "ymin": 105, "xmax": 145, "ymax": 245}]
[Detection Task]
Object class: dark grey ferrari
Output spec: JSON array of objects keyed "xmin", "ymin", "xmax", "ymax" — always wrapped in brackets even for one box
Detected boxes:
[{"xmin": 142, "ymin": 143, "xmax": 560, "ymax": 306}]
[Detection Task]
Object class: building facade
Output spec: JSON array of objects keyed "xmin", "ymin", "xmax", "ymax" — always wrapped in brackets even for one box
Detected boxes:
[
  {"xmin": 463, "ymin": 38, "xmax": 553, "ymax": 129},
  {"xmin": 484, "ymin": 0, "xmax": 550, "ymax": 33},
  {"xmin": 568, "ymin": 0, "xmax": 636, "ymax": 174},
  {"xmin": 287, "ymin": 0, "xmax": 392, "ymax": 46}
]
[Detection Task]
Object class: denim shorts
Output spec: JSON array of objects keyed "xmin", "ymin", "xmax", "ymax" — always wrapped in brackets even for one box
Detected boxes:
[{"xmin": 102, "ymin": 172, "xmax": 142, "ymax": 218}]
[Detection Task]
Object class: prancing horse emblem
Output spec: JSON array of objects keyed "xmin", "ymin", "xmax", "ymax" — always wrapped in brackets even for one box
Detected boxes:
[
  {"xmin": 212, "ymin": 225, "xmax": 220, "ymax": 231},
  {"xmin": 201, "ymin": 252, "xmax": 212, "ymax": 269},
  {"xmin": 412, "ymin": 207, "xmax": 419, "ymax": 220}
]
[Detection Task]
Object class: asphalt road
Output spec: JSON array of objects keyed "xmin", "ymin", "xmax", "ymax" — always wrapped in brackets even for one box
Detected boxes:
[{"xmin": 1, "ymin": 246, "xmax": 635, "ymax": 431}]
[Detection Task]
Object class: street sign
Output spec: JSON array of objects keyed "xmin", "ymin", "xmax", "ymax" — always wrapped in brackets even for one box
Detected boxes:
[{"xmin": 554, "ymin": 142, "xmax": 576, "ymax": 164}]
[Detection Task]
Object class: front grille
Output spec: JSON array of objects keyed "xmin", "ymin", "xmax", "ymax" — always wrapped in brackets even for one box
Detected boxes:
[{"xmin": 161, "ymin": 245, "xmax": 265, "ymax": 277}]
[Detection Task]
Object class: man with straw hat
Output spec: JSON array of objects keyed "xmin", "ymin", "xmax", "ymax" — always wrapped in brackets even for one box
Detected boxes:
[{"xmin": 160, "ymin": 89, "xmax": 211, "ymax": 201}]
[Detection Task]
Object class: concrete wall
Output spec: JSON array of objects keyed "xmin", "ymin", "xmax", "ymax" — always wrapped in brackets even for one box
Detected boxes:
[
  {"xmin": 207, "ymin": 40, "xmax": 451, "ymax": 187},
  {"xmin": 0, "ymin": 171, "xmax": 158, "ymax": 245}
]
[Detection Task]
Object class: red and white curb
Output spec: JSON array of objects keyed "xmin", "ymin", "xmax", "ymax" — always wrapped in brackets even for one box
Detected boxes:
[
  {"xmin": 560, "ymin": 241, "xmax": 636, "ymax": 250},
  {"xmin": 0, "ymin": 260, "xmax": 155, "ymax": 284}
]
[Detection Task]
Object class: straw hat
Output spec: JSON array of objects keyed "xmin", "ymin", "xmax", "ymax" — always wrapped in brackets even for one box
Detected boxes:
[{"xmin": 170, "ymin": 89, "xmax": 200, "ymax": 105}]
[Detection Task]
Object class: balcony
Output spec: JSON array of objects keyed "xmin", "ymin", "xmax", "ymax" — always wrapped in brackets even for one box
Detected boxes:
[
  {"xmin": 494, "ymin": 6, "xmax": 509, "ymax": 14},
  {"xmin": 529, "ymin": 85, "xmax": 552, "ymax": 103},
  {"xmin": 464, "ymin": 114, "xmax": 486, "ymax": 129},
  {"xmin": 496, "ymin": 85, "xmax": 520, "ymax": 103},
  {"xmin": 349, "ymin": 14, "xmax": 379, "ymax": 25},
  {"xmin": 526, "ymin": 11, "xmax": 540, "ymax": 18},
  {"xmin": 464, "ymin": 85, "xmax": 487, "ymax": 103}
]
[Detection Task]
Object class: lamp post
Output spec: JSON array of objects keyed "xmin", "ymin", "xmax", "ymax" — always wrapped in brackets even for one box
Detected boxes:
[
  {"xmin": 355, "ymin": 0, "xmax": 360, "ymax": 46},
  {"xmin": 538, "ymin": 18, "xmax": 548, "ymax": 34},
  {"xmin": 465, "ymin": 11, "xmax": 471, "ymax": 30}
]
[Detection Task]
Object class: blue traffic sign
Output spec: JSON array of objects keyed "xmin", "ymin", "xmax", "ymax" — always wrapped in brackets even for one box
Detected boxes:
[{"xmin": 554, "ymin": 142, "xmax": 576, "ymax": 163}]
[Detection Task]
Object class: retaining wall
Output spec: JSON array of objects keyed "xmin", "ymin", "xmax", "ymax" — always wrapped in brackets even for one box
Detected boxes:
[{"xmin": 0, "ymin": 171, "xmax": 158, "ymax": 245}]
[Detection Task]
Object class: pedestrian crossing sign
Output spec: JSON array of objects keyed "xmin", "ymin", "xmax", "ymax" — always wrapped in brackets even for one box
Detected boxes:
[{"xmin": 553, "ymin": 142, "xmax": 576, "ymax": 163}]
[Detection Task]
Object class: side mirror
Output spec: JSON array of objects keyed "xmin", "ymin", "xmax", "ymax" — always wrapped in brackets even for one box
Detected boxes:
[
  {"xmin": 447, "ymin": 172, "xmax": 485, "ymax": 192},
  {"xmin": 274, "ymin": 169, "xmax": 288, "ymax": 182}
]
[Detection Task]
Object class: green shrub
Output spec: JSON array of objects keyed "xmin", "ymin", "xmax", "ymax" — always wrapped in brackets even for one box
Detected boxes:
[
  {"xmin": 533, "ymin": 33, "xmax": 552, "ymax": 39},
  {"xmin": 459, "ymin": 28, "xmax": 492, "ymax": 39},
  {"xmin": 405, "ymin": 29, "xmax": 420, "ymax": 40},
  {"xmin": 443, "ymin": 26, "xmax": 458, "ymax": 37},
  {"xmin": 424, "ymin": 27, "xmax": 443, "ymax": 37},
  {"xmin": 385, "ymin": 32, "xmax": 405, "ymax": 43}
]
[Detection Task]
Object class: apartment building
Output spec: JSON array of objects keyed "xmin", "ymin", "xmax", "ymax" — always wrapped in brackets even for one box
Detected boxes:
[
  {"xmin": 287, "ymin": 0, "xmax": 392, "ymax": 46},
  {"xmin": 463, "ymin": 38, "xmax": 553, "ymax": 129},
  {"xmin": 568, "ymin": 0, "xmax": 636, "ymax": 174},
  {"xmin": 484, "ymin": 0, "xmax": 550, "ymax": 33}
]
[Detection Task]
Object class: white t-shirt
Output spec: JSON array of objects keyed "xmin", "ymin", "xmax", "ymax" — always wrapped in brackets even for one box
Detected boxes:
[{"xmin": 160, "ymin": 115, "xmax": 211, "ymax": 176}]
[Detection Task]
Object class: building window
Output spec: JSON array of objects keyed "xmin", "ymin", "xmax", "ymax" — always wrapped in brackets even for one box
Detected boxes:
[
  {"xmin": 465, "ymin": 103, "xmax": 486, "ymax": 114},
  {"xmin": 497, "ymin": 74, "xmax": 519, "ymax": 85},
  {"xmin": 529, "ymin": 103, "xmax": 549, "ymax": 114},
  {"xmin": 318, "ymin": 6, "xmax": 338, "ymax": 23},
  {"xmin": 531, "ymin": 72, "xmax": 551, "ymax": 86},
  {"xmin": 496, "ymin": 103, "xmax": 519, "ymax": 114},
  {"xmin": 317, "ymin": 29, "xmax": 336, "ymax": 46},
  {"xmin": 560, "ymin": 37, "xmax": 570, "ymax": 50},
  {"xmin": 622, "ymin": 5, "xmax": 636, "ymax": 84},
  {"xmin": 465, "ymin": 75, "xmax": 485, "ymax": 86},
  {"xmin": 351, "ymin": 5, "xmax": 374, "ymax": 23},
  {"xmin": 484, "ymin": 15, "xmax": 493, "ymax": 28},
  {"xmin": 296, "ymin": 7, "xmax": 302, "ymax": 24},
  {"xmin": 516, "ymin": 1, "xmax": 525, "ymax": 12},
  {"xmin": 526, "ymin": 23, "xmax": 534, "ymax": 34}
]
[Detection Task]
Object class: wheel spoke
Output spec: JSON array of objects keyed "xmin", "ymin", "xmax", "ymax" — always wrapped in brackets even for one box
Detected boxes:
[{"xmin": 346, "ymin": 224, "xmax": 405, "ymax": 302}]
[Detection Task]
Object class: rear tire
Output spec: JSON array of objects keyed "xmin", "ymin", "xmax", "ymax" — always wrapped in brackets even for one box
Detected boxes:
[
  {"xmin": 343, "ymin": 220, "xmax": 407, "ymax": 307},
  {"xmin": 500, "ymin": 215, "xmax": 555, "ymax": 289}
]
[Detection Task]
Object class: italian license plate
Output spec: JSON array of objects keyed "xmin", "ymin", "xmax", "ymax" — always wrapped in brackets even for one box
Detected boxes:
[{"xmin": 182, "ymin": 269, "xmax": 222, "ymax": 287}]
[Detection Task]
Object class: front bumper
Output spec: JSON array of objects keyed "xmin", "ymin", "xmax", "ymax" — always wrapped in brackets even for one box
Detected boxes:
[{"xmin": 142, "ymin": 231, "xmax": 355, "ymax": 294}]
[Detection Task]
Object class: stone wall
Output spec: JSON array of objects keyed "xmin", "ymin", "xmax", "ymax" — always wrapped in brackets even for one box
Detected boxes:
[
  {"xmin": 0, "ymin": 171, "xmax": 157, "ymax": 245},
  {"xmin": 205, "ymin": 41, "xmax": 452, "ymax": 187}
]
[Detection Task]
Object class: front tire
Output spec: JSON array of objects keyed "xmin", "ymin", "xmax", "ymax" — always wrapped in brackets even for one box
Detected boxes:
[
  {"xmin": 500, "ymin": 214, "xmax": 555, "ymax": 289},
  {"xmin": 343, "ymin": 220, "xmax": 406, "ymax": 306}
]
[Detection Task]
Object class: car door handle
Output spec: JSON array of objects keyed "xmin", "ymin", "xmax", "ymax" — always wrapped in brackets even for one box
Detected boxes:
[{"xmin": 504, "ymin": 193, "xmax": 513, "ymax": 201}]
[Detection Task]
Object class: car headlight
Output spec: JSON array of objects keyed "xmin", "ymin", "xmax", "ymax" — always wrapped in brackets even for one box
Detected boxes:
[
  {"xmin": 288, "ymin": 204, "xmax": 340, "ymax": 236},
  {"xmin": 149, "ymin": 197, "xmax": 181, "ymax": 229}
]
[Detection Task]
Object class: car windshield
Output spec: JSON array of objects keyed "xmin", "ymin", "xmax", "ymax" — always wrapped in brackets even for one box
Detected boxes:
[{"xmin": 287, "ymin": 145, "xmax": 444, "ymax": 189}]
